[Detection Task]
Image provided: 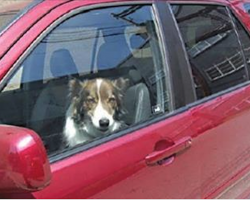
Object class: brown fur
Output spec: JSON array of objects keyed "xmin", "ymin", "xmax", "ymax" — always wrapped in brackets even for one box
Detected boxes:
[{"xmin": 69, "ymin": 78, "xmax": 129, "ymax": 123}]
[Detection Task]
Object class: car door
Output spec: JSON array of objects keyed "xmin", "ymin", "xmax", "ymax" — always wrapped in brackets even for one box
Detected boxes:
[
  {"xmin": 170, "ymin": 2, "xmax": 250, "ymax": 198},
  {"xmin": 0, "ymin": 1, "xmax": 198, "ymax": 198},
  {"xmin": 1, "ymin": 0, "xmax": 250, "ymax": 199}
]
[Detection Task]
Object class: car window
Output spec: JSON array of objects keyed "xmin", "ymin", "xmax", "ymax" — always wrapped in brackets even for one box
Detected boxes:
[
  {"xmin": 0, "ymin": 5, "xmax": 170, "ymax": 155},
  {"xmin": 0, "ymin": 0, "xmax": 42, "ymax": 35},
  {"xmin": 232, "ymin": 14, "xmax": 250, "ymax": 69},
  {"xmin": 243, "ymin": 3, "xmax": 250, "ymax": 15},
  {"xmin": 172, "ymin": 5, "xmax": 248, "ymax": 100}
]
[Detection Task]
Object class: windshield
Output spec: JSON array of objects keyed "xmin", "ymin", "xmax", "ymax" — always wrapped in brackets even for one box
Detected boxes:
[{"xmin": 0, "ymin": 0, "xmax": 42, "ymax": 35}]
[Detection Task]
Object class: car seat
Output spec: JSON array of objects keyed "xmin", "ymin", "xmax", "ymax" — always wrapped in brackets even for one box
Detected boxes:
[
  {"xmin": 30, "ymin": 49, "xmax": 78, "ymax": 153},
  {"xmin": 97, "ymin": 28, "xmax": 152, "ymax": 125},
  {"xmin": 97, "ymin": 28, "xmax": 131, "ymax": 70},
  {"xmin": 123, "ymin": 69, "xmax": 152, "ymax": 125}
]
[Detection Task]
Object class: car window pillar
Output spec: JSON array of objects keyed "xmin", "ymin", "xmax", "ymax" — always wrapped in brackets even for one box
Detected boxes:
[{"xmin": 153, "ymin": 2, "xmax": 196, "ymax": 109}]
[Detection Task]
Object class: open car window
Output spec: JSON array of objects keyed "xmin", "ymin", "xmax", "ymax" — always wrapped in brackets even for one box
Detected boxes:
[{"xmin": 0, "ymin": 5, "xmax": 170, "ymax": 156}]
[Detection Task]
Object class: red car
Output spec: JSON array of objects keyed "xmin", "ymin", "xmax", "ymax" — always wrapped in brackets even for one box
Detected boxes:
[{"xmin": 1, "ymin": 0, "xmax": 250, "ymax": 198}]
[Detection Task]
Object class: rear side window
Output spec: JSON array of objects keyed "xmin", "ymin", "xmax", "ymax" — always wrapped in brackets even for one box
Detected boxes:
[
  {"xmin": 172, "ymin": 5, "xmax": 248, "ymax": 100},
  {"xmin": 0, "ymin": 0, "xmax": 41, "ymax": 35},
  {"xmin": 232, "ymin": 15, "xmax": 250, "ymax": 67}
]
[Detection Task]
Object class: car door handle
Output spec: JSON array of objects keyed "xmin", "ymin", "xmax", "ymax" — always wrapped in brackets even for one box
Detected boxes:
[{"xmin": 145, "ymin": 137, "xmax": 192, "ymax": 166}]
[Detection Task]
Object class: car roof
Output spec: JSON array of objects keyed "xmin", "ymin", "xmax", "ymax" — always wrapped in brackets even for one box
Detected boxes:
[
  {"xmin": 41, "ymin": 0, "xmax": 230, "ymax": 4},
  {"xmin": 0, "ymin": 0, "xmax": 235, "ymax": 59},
  {"xmin": 169, "ymin": 0, "xmax": 229, "ymax": 4}
]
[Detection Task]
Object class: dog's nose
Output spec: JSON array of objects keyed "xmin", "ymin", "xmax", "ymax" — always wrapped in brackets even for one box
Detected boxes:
[{"xmin": 99, "ymin": 118, "xmax": 110, "ymax": 128}]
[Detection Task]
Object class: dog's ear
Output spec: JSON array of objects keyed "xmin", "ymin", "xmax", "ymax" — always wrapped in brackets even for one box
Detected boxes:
[
  {"xmin": 69, "ymin": 78, "xmax": 87, "ymax": 99},
  {"xmin": 112, "ymin": 78, "xmax": 130, "ymax": 120},
  {"xmin": 112, "ymin": 77, "xmax": 130, "ymax": 92}
]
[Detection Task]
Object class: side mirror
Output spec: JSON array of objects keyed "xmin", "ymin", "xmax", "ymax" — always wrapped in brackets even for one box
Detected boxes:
[{"xmin": 0, "ymin": 125, "xmax": 51, "ymax": 193}]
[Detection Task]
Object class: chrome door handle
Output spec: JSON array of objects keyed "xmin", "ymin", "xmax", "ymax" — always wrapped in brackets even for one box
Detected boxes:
[{"xmin": 145, "ymin": 137, "xmax": 192, "ymax": 166}]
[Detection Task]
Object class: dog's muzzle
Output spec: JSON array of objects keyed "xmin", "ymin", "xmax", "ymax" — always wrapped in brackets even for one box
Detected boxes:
[{"xmin": 99, "ymin": 118, "xmax": 110, "ymax": 131}]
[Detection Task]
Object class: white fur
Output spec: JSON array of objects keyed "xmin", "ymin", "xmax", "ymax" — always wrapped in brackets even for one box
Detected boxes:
[
  {"xmin": 63, "ymin": 105, "xmax": 91, "ymax": 147},
  {"xmin": 63, "ymin": 79, "xmax": 122, "ymax": 147},
  {"xmin": 91, "ymin": 79, "xmax": 115, "ymax": 129}
]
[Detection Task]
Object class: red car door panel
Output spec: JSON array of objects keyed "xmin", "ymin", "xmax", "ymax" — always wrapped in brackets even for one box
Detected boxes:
[
  {"xmin": 32, "ymin": 110, "xmax": 195, "ymax": 198},
  {"xmin": 29, "ymin": 85, "xmax": 250, "ymax": 198},
  {"xmin": 90, "ymin": 86, "xmax": 250, "ymax": 199},
  {"xmin": 190, "ymin": 86, "xmax": 250, "ymax": 198}
]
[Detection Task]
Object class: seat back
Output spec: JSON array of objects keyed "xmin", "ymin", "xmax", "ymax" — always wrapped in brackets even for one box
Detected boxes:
[
  {"xmin": 97, "ymin": 29, "xmax": 131, "ymax": 70},
  {"xmin": 30, "ymin": 49, "xmax": 78, "ymax": 153},
  {"xmin": 97, "ymin": 28, "xmax": 152, "ymax": 125},
  {"xmin": 123, "ymin": 69, "xmax": 151, "ymax": 125},
  {"xmin": 50, "ymin": 49, "xmax": 78, "ymax": 78}
]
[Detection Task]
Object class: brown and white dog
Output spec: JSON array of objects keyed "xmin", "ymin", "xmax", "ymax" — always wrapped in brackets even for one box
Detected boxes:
[{"xmin": 63, "ymin": 78, "xmax": 129, "ymax": 147}]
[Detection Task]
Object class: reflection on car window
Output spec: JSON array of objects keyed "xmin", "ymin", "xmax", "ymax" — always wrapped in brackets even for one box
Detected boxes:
[
  {"xmin": 233, "ymin": 15, "xmax": 250, "ymax": 71},
  {"xmin": 244, "ymin": 3, "xmax": 250, "ymax": 15},
  {"xmin": 172, "ymin": 5, "xmax": 248, "ymax": 99},
  {"xmin": 0, "ymin": 5, "xmax": 170, "ymax": 155}
]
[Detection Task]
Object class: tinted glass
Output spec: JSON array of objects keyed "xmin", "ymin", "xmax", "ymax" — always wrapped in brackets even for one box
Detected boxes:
[
  {"xmin": 173, "ymin": 5, "xmax": 247, "ymax": 99},
  {"xmin": 233, "ymin": 14, "xmax": 250, "ymax": 68},
  {"xmin": 244, "ymin": 3, "xmax": 250, "ymax": 15},
  {"xmin": 0, "ymin": 5, "xmax": 169, "ymax": 155}
]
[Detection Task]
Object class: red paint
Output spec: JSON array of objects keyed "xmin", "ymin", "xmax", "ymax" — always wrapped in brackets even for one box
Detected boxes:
[
  {"xmin": 0, "ymin": 1, "xmax": 71, "ymax": 59},
  {"xmin": 29, "ymin": 84, "xmax": 250, "ymax": 199},
  {"xmin": 1, "ymin": 0, "xmax": 250, "ymax": 198},
  {"xmin": 0, "ymin": 125, "xmax": 51, "ymax": 193}
]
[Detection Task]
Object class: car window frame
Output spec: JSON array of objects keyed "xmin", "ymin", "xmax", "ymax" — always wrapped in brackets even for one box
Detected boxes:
[
  {"xmin": 0, "ymin": 1, "xmax": 188, "ymax": 163},
  {"xmin": 47, "ymin": 2, "xmax": 250, "ymax": 162},
  {"xmin": 2, "ymin": 1, "xmax": 250, "ymax": 163},
  {"xmin": 156, "ymin": 1, "xmax": 196, "ymax": 109}
]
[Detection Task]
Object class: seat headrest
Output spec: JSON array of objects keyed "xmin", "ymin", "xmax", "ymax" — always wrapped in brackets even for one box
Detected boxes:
[
  {"xmin": 123, "ymin": 83, "xmax": 151, "ymax": 125},
  {"xmin": 128, "ymin": 69, "xmax": 142, "ymax": 84},
  {"xmin": 97, "ymin": 29, "xmax": 131, "ymax": 70},
  {"xmin": 50, "ymin": 49, "xmax": 78, "ymax": 78},
  {"xmin": 129, "ymin": 33, "xmax": 146, "ymax": 50}
]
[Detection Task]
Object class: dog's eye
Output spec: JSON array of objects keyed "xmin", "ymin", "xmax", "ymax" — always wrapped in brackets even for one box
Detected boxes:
[
  {"xmin": 86, "ymin": 97, "xmax": 95, "ymax": 104},
  {"xmin": 108, "ymin": 97, "xmax": 116, "ymax": 103}
]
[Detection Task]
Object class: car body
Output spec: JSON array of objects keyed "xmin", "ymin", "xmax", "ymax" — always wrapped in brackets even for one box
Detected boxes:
[{"xmin": 1, "ymin": 0, "xmax": 250, "ymax": 198}]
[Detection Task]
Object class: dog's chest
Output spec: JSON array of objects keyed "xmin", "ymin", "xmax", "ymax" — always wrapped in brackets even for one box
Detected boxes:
[
  {"xmin": 63, "ymin": 104, "xmax": 93, "ymax": 147},
  {"xmin": 63, "ymin": 116, "xmax": 92, "ymax": 147}
]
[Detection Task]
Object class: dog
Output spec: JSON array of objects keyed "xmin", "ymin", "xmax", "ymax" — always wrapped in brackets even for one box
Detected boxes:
[{"xmin": 63, "ymin": 77, "xmax": 129, "ymax": 147}]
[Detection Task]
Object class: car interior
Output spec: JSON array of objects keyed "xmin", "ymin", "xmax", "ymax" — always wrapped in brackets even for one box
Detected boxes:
[{"xmin": 0, "ymin": 20, "xmax": 167, "ymax": 155}]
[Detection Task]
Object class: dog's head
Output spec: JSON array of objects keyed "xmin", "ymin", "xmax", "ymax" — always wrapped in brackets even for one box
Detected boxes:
[{"xmin": 69, "ymin": 78, "xmax": 129, "ymax": 134}]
